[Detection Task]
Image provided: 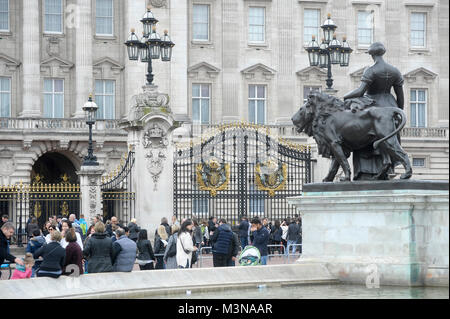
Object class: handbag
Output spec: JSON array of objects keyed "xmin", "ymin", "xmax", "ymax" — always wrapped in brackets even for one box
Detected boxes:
[{"xmin": 166, "ymin": 238, "xmax": 177, "ymax": 257}]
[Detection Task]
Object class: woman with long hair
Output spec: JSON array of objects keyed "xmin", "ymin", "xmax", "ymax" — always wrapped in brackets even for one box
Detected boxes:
[
  {"xmin": 176, "ymin": 219, "xmax": 198, "ymax": 269},
  {"xmin": 137, "ymin": 229, "xmax": 156, "ymax": 270},
  {"xmin": 154, "ymin": 225, "xmax": 168, "ymax": 269}
]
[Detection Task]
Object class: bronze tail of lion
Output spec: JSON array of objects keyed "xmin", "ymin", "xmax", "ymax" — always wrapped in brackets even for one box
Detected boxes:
[{"xmin": 373, "ymin": 108, "xmax": 406, "ymax": 150}]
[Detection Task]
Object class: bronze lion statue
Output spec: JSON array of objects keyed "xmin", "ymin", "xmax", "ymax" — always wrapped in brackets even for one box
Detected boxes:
[{"xmin": 292, "ymin": 91, "xmax": 412, "ymax": 182}]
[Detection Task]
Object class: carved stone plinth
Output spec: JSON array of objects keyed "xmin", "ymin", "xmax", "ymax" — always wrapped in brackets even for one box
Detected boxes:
[{"xmin": 78, "ymin": 165, "xmax": 104, "ymax": 225}]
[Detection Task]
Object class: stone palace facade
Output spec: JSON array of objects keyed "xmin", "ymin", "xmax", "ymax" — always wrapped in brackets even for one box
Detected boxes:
[{"xmin": 0, "ymin": 0, "xmax": 448, "ymax": 187}]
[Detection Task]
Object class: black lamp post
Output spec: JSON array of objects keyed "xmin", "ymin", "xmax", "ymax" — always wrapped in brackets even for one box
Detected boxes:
[
  {"xmin": 305, "ymin": 13, "xmax": 353, "ymax": 91},
  {"xmin": 124, "ymin": 6, "xmax": 175, "ymax": 85},
  {"xmin": 82, "ymin": 94, "xmax": 99, "ymax": 166}
]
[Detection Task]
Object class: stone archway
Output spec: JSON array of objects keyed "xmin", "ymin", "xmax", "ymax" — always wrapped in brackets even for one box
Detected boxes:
[{"xmin": 31, "ymin": 152, "xmax": 79, "ymax": 184}]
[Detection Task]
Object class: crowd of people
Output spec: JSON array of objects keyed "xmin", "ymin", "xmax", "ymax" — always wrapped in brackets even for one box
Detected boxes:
[{"xmin": 0, "ymin": 212, "xmax": 302, "ymax": 280}]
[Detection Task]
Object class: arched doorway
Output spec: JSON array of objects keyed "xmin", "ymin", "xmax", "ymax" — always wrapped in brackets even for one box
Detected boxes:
[
  {"xmin": 28, "ymin": 152, "xmax": 81, "ymax": 227},
  {"xmin": 31, "ymin": 152, "xmax": 79, "ymax": 184}
]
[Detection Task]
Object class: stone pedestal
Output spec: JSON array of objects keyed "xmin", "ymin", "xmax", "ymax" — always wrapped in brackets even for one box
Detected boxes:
[
  {"xmin": 78, "ymin": 166, "xmax": 104, "ymax": 224},
  {"xmin": 288, "ymin": 180, "xmax": 449, "ymax": 287},
  {"xmin": 120, "ymin": 85, "xmax": 178, "ymax": 240}
]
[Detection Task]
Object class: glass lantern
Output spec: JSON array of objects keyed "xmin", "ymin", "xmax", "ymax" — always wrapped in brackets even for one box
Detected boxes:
[
  {"xmin": 328, "ymin": 34, "xmax": 342, "ymax": 64},
  {"xmin": 319, "ymin": 39, "xmax": 329, "ymax": 69},
  {"xmin": 306, "ymin": 35, "xmax": 320, "ymax": 67},
  {"xmin": 125, "ymin": 29, "xmax": 141, "ymax": 61},
  {"xmin": 340, "ymin": 37, "xmax": 353, "ymax": 67},
  {"xmin": 140, "ymin": 6, "xmax": 158, "ymax": 37},
  {"xmin": 82, "ymin": 94, "xmax": 98, "ymax": 123},
  {"xmin": 148, "ymin": 28, "xmax": 161, "ymax": 59},
  {"xmin": 139, "ymin": 34, "xmax": 150, "ymax": 62},
  {"xmin": 321, "ymin": 13, "xmax": 337, "ymax": 44},
  {"xmin": 160, "ymin": 30, "xmax": 175, "ymax": 62}
]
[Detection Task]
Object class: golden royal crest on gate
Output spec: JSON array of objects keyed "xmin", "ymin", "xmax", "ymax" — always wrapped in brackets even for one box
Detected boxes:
[
  {"xmin": 196, "ymin": 158, "xmax": 230, "ymax": 197},
  {"xmin": 255, "ymin": 160, "xmax": 287, "ymax": 197}
]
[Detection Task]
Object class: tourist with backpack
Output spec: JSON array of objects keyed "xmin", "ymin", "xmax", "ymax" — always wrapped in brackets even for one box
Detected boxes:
[{"xmin": 78, "ymin": 214, "xmax": 88, "ymax": 241}]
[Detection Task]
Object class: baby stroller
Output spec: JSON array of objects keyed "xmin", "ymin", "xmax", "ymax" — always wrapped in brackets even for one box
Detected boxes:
[{"xmin": 238, "ymin": 245, "xmax": 261, "ymax": 266}]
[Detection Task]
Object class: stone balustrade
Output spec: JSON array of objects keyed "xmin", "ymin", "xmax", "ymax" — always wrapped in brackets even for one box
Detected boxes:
[
  {"xmin": 195, "ymin": 124, "xmax": 449, "ymax": 139},
  {"xmin": 0, "ymin": 117, "xmax": 122, "ymax": 132}
]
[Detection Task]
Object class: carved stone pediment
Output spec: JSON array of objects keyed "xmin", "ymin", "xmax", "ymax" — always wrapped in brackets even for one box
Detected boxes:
[
  {"xmin": 93, "ymin": 57, "xmax": 124, "ymax": 77},
  {"xmin": 0, "ymin": 53, "xmax": 21, "ymax": 74},
  {"xmin": 349, "ymin": 66, "xmax": 369, "ymax": 79},
  {"xmin": 188, "ymin": 62, "xmax": 221, "ymax": 78},
  {"xmin": 241, "ymin": 63, "xmax": 276, "ymax": 80},
  {"xmin": 404, "ymin": 67, "xmax": 438, "ymax": 84},
  {"xmin": 296, "ymin": 66, "xmax": 327, "ymax": 81},
  {"xmin": 40, "ymin": 57, "xmax": 74, "ymax": 76}
]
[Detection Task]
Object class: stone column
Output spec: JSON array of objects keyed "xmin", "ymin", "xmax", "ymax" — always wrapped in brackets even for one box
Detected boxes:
[
  {"xmin": 20, "ymin": 0, "xmax": 41, "ymax": 118},
  {"xmin": 73, "ymin": 0, "xmax": 93, "ymax": 117},
  {"xmin": 78, "ymin": 166, "xmax": 104, "ymax": 225},
  {"xmin": 124, "ymin": 0, "xmax": 146, "ymax": 117},
  {"xmin": 169, "ymin": 0, "xmax": 188, "ymax": 116}
]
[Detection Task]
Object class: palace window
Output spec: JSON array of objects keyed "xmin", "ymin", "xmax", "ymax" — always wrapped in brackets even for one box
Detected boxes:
[
  {"xmin": 192, "ymin": 83, "xmax": 210, "ymax": 125},
  {"xmin": 357, "ymin": 11, "xmax": 373, "ymax": 46},
  {"xmin": 248, "ymin": 7, "xmax": 265, "ymax": 43},
  {"xmin": 44, "ymin": 0, "xmax": 63, "ymax": 34},
  {"xmin": 412, "ymin": 157, "xmax": 426, "ymax": 167},
  {"xmin": 248, "ymin": 85, "xmax": 266, "ymax": 125},
  {"xmin": 303, "ymin": 9, "xmax": 320, "ymax": 45},
  {"xmin": 410, "ymin": 12, "xmax": 426, "ymax": 48},
  {"xmin": 43, "ymin": 78, "xmax": 64, "ymax": 118},
  {"xmin": 96, "ymin": 0, "xmax": 114, "ymax": 36},
  {"xmin": 0, "ymin": 0, "xmax": 9, "ymax": 32},
  {"xmin": 0, "ymin": 77, "xmax": 10, "ymax": 117},
  {"xmin": 193, "ymin": 4, "xmax": 209, "ymax": 41},
  {"xmin": 410, "ymin": 89, "xmax": 427, "ymax": 128},
  {"xmin": 95, "ymin": 80, "xmax": 115, "ymax": 120}
]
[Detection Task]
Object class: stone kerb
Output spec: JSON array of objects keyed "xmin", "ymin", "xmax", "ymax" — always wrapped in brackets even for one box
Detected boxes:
[{"xmin": 0, "ymin": 264, "xmax": 337, "ymax": 299}]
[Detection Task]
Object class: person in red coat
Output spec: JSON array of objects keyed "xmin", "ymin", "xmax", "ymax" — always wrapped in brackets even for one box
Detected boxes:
[{"xmin": 63, "ymin": 228, "xmax": 83, "ymax": 276}]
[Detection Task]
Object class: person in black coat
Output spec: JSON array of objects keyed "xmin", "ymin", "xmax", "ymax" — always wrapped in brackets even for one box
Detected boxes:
[
  {"xmin": 269, "ymin": 220, "xmax": 283, "ymax": 254},
  {"xmin": 136, "ymin": 229, "xmax": 156, "ymax": 270},
  {"xmin": 0, "ymin": 223, "xmax": 24, "ymax": 279},
  {"xmin": 83, "ymin": 222, "xmax": 113, "ymax": 273},
  {"xmin": 127, "ymin": 219, "xmax": 140, "ymax": 242},
  {"xmin": 238, "ymin": 216, "xmax": 249, "ymax": 249},
  {"xmin": 33, "ymin": 230, "xmax": 66, "ymax": 278}
]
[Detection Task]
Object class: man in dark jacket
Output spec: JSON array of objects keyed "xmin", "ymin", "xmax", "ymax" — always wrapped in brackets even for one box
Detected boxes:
[
  {"xmin": 112, "ymin": 228, "xmax": 137, "ymax": 272},
  {"xmin": 106, "ymin": 216, "xmax": 122, "ymax": 237},
  {"xmin": 238, "ymin": 216, "xmax": 249, "ymax": 249},
  {"xmin": 26, "ymin": 229, "xmax": 46, "ymax": 277},
  {"xmin": 0, "ymin": 215, "xmax": 9, "ymax": 228},
  {"xmin": 250, "ymin": 217, "xmax": 270, "ymax": 265},
  {"xmin": 210, "ymin": 219, "xmax": 237, "ymax": 267},
  {"xmin": 286, "ymin": 219, "xmax": 301, "ymax": 256},
  {"xmin": 0, "ymin": 223, "xmax": 24, "ymax": 278},
  {"xmin": 83, "ymin": 222, "xmax": 113, "ymax": 273}
]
